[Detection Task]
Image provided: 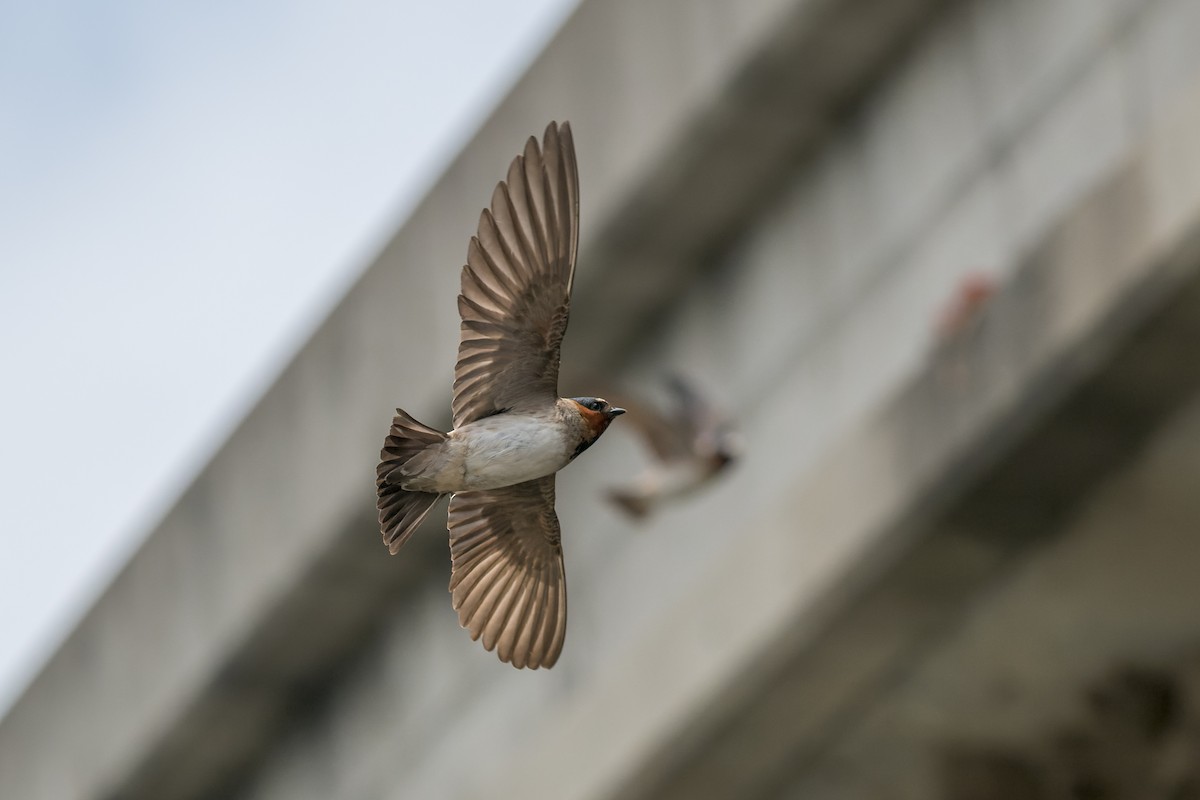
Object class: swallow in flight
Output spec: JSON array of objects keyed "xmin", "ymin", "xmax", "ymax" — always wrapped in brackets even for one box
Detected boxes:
[
  {"xmin": 608, "ymin": 375, "xmax": 739, "ymax": 519},
  {"xmin": 376, "ymin": 122, "xmax": 623, "ymax": 669}
]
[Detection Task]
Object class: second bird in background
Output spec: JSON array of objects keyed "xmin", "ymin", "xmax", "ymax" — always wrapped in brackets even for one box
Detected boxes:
[{"xmin": 608, "ymin": 375, "xmax": 740, "ymax": 519}]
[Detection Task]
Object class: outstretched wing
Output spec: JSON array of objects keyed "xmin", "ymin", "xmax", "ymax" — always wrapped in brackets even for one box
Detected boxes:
[
  {"xmin": 619, "ymin": 375, "xmax": 714, "ymax": 463},
  {"xmin": 618, "ymin": 397, "xmax": 692, "ymax": 463},
  {"xmin": 446, "ymin": 475, "xmax": 567, "ymax": 669},
  {"xmin": 452, "ymin": 121, "xmax": 580, "ymax": 428}
]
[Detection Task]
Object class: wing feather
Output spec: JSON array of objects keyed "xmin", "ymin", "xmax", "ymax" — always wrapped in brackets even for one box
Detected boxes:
[
  {"xmin": 447, "ymin": 475, "xmax": 567, "ymax": 669},
  {"xmin": 452, "ymin": 122, "xmax": 579, "ymax": 427}
]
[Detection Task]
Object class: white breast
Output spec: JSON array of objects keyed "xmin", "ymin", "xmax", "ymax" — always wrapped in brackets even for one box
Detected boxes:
[{"xmin": 454, "ymin": 413, "xmax": 573, "ymax": 491}]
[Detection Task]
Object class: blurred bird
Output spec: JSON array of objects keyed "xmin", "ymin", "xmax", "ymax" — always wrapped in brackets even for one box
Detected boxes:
[
  {"xmin": 608, "ymin": 376, "xmax": 739, "ymax": 519},
  {"xmin": 935, "ymin": 271, "xmax": 997, "ymax": 342},
  {"xmin": 375, "ymin": 122, "xmax": 624, "ymax": 669},
  {"xmin": 932, "ymin": 271, "xmax": 999, "ymax": 388}
]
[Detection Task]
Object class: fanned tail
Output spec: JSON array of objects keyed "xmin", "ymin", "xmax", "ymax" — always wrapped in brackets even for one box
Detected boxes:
[{"xmin": 377, "ymin": 409, "xmax": 447, "ymax": 554}]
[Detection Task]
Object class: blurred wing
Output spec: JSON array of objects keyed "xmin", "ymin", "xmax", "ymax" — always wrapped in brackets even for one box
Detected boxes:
[
  {"xmin": 447, "ymin": 475, "xmax": 567, "ymax": 669},
  {"xmin": 666, "ymin": 374, "xmax": 719, "ymax": 433},
  {"xmin": 452, "ymin": 121, "xmax": 580, "ymax": 428},
  {"xmin": 618, "ymin": 375, "xmax": 719, "ymax": 462},
  {"xmin": 622, "ymin": 397, "xmax": 694, "ymax": 463}
]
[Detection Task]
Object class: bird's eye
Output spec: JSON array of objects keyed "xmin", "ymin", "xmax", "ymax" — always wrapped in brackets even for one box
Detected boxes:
[{"xmin": 588, "ymin": 399, "xmax": 604, "ymax": 411}]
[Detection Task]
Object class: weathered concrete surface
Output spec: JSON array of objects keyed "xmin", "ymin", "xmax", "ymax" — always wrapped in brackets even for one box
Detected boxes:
[
  {"xmin": 6, "ymin": 0, "xmax": 1200, "ymax": 799},
  {"xmin": 781, "ymin": 379, "xmax": 1200, "ymax": 800}
]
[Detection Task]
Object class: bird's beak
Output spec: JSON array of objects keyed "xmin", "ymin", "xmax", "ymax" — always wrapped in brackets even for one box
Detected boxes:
[{"xmin": 608, "ymin": 407, "xmax": 626, "ymax": 418}]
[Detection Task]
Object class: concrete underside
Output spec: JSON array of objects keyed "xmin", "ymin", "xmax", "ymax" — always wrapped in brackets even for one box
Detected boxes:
[{"xmin": 4, "ymin": 0, "xmax": 1200, "ymax": 798}]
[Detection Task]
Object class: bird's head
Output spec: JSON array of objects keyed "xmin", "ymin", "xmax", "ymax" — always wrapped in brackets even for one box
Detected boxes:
[{"xmin": 569, "ymin": 396, "xmax": 626, "ymax": 441}]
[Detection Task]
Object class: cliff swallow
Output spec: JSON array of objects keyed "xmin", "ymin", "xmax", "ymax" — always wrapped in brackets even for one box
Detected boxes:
[
  {"xmin": 376, "ymin": 122, "xmax": 624, "ymax": 669},
  {"xmin": 608, "ymin": 376, "xmax": 739, "ymax": 519},
  {"xmin": 932, "ymin": 272, "xmax": 998, "ymax": 388},
  {"xmin": 935, "ymin": 272, "xmax": 996, "ymax": 342}
]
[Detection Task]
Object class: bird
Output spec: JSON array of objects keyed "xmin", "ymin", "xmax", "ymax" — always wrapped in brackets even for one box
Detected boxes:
[
  {"xmin": 934, "ymin": 271, "xmax": 996, "ymax": 342},
  {"xmin": 932, "ymin": 271, "xmax": 998, "ymax": 388},
  {"xmin": 375, "ymin": 121, "xmax": 625, "ymax": 670},
  {"xmin": 607, "ymin": 375, "xmax": 739, "ymax": 519}
]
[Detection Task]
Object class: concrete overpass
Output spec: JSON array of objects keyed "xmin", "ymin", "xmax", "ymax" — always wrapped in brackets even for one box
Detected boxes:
[{"xmin": 5, "ymin": 0, "xmax": 1200, "ymax": 797}]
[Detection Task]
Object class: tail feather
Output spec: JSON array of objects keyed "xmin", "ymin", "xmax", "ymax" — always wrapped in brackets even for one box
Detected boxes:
[
  {"xmin": 377, "ymin": 409, "xmax": 447, "ymax": 554},
  {"xmin": 377, "ymin": 485, "xmax": 442, "ymax": 554}
]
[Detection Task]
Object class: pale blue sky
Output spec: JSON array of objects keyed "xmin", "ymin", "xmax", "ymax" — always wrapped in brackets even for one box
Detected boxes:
[{"xmin": 0, "ymin": 0, "xmax": 578, "ymax": 715}]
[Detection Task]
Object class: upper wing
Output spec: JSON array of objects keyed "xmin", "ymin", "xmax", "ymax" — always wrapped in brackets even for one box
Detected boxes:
[
  {"xmin": 619, "ymin": 376, "xmax": 714, "ymax": 463},
  {"xmin": 452, "ymin": 121, "xmax": 580, "ymax": 428},
  {"xmin": 665, "ymin": 374, "xmax": 718, "ymax": 435},
  {"xmin": 446, "ymin": 475, "xmax": 567, "ymax": 669},
  {"xmin": 621, "ymin": 397, "xmax": 694, "ymax": 463}
]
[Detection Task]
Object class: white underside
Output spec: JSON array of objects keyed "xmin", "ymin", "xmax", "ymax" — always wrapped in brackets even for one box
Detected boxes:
[
  {"xmin": 409, "ymin": 413, "xmax": 574, "ymax": 493},
  {"xmin": 623, "ymin": 461, "xmax": 712, "ymax": 502},
  {"xmin": 459, "ymin": 414, "xmax": 571, "ymax": 490}
]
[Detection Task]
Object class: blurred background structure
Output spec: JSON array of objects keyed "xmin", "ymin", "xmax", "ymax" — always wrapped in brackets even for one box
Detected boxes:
[{"xmin": 5, "ymin": 0, "xmax": 1200, "ymax": 797}]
